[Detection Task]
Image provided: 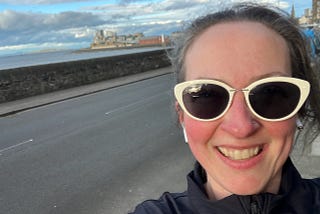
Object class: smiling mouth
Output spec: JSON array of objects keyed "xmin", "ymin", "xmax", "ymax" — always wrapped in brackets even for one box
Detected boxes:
[{"xmin": 217, "ymin": 146, "xmax": 263, "ymax": 160}]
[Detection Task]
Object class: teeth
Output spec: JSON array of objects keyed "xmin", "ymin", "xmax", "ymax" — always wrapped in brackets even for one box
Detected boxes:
[{"xmin": 218, "ymin": 146, "xmax": 261, "ymax": 160}]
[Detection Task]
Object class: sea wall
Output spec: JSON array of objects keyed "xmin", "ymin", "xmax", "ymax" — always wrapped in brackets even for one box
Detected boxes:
[{"xmin": 0, "ymin": 49, "xmax": 171, "ymax": 103}]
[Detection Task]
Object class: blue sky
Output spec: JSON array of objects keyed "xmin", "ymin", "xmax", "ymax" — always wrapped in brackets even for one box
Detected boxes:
[{"xmin": 0, "ymin": 0, "xmax": 312, "ymax": 56}]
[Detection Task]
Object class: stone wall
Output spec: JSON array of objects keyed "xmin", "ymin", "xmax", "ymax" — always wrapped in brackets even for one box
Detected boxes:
[{"xmin": 0, "ymin": 49, "xmax": 171, "ymax": 103}]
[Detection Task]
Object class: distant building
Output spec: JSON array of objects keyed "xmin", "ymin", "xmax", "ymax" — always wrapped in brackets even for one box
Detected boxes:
[
  {"xmin": 93, "ymin": 30, "xmax": 105, "ymax": 45},
  {"xmin": 90, "ymin": 30, "xmax": 170, "ymax": 49},
  {"xmin": 306, "ymin": 8, "xmax": 313, "ymax": 17},
  {"xmin": 139, "ymin": 35, "xmax": 170, "ymax": 46},
  {"xmin": 133, "ymin": 33, "xmax": 144, "ymax": 38},
  {"xmin": 313, "ymin": 0, "xmax": 320, "ymax": 23},
  {"xmin": 170, "ymin": 31, "xmax": 183, "ymax": 41},
  {"xmin": 170, "ymin": 31, "xmax": 183, "ymax": 38},
  {"xmin": 299, "ymin": 8, "xmax": 313, "ymax": 25},
  {"xmin": 291, "ymin": 4, "xmax": 295, "ymax": 19},
  {"xmin": 105, "ymin": 31, "xmax": 116, "ymax": 38}
]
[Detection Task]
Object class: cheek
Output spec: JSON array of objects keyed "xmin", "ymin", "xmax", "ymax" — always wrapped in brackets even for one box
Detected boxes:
[
  {"xmin": 184, "ymin": 116, "xmax": 217, "ymax": 145},
  {"xmin": 265, "ymin": 118, "xmax": 296, "ymax": 155},
  {"xmin": 268, "ymin": 119, "xmax": 296, "ymax": 140}
]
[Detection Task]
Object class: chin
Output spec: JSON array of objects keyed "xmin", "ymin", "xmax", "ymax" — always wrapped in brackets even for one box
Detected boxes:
[{"xmin": 223, "ymin": 176, "xmax": 271, "ymax": 196}]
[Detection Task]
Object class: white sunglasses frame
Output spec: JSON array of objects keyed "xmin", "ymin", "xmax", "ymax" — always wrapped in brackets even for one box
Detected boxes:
[{"xmin": 174, "ymin": 76, "xmax": 310, "ymax": 122}]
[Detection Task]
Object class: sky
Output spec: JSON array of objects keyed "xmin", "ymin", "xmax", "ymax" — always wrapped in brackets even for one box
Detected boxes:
[{"xmin": 0, "ymin": 0, "xmax": 312, "ymax": 56}]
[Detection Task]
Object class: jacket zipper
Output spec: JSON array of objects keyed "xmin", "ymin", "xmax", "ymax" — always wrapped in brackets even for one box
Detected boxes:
[{"xmin": 250, "ymin": 196, "xmax": 262, "ymax": 214}]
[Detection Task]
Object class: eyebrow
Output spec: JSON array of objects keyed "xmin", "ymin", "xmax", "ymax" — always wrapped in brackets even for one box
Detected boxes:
[
  {"xmin": 196, "ymin": 71, "xmax": 290, "ymax": 83},
  {"xmin": 254, "ymin": 71, "xmax": 291, "ymax": 80}
]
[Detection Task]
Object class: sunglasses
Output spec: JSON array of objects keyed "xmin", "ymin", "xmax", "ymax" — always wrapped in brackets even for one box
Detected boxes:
[{"xmin": 174, "ymin": 76, "xmax": 310, "ymax": 122}]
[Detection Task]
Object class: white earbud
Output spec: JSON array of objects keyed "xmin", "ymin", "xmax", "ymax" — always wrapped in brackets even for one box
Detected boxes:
[
  {"xmin": 296, "ymin": 118, "xmax": 303, "ymax": 130},
  {"xmin": 181, "ymin": 124, "xmax": 189, "ymax": 143}
]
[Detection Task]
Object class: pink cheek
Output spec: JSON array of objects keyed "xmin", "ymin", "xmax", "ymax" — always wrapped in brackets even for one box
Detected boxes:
[
  {"xmin": 184, "ymin": 117, "xmax": 216, "ymax": 144},
  {"xmin": 265, "ymin": 119, "xmax": 296, "ymax": 137}
]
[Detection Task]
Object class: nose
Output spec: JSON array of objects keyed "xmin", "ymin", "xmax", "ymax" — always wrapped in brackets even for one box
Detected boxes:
[{"xmin": 220, "ymin": 92, "xmax": 260, "ymax": 138}]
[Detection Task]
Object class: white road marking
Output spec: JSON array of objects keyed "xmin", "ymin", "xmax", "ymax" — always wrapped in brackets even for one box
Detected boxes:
[
  {"xmin": 0, "ymin": 139, "xmax": 34, "ymax": 153},
  {"xmin": 105, "ymin": 91, "xmax": 168, "ymax": 116},
  {"xmin": 105, "ymin": 101, "xmax": 140, "ymax": 116}
]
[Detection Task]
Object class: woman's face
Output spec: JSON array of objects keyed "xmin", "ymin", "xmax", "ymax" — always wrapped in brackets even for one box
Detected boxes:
[{"xmin": 180, "ymin": 21, "xmax": 296, "ymax": 199}]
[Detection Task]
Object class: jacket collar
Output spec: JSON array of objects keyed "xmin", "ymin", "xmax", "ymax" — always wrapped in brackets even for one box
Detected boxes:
[{"xmin": 187, "ymin": 158, "xmax": 314, "ymax": 213}]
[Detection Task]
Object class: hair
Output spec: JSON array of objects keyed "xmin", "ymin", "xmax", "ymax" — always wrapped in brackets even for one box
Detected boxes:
[{"xmin": 169, "ymin": 2, "xmax": 320, "ymax": 152}]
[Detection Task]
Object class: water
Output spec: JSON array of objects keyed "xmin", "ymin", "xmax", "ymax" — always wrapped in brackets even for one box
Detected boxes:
[{"xmin": 0, "ymin": 46, "xmax": 168, "ymax": 70}]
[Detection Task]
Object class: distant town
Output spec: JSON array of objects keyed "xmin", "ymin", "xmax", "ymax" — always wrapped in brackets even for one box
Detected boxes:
[
  {"xmin": 90, "ymin": 30, "xmax": 181, "ymax": 50},
  {"xmin": 89, "ymin": 1, "xmax": 320, "ymax": 50},
  {"xmin": 297, "ymin": 7, "xmax": 318, "ymax": 26},
  {"xmin": 297, "ymin": 0, "xmax": 320, "ymax": 26}
]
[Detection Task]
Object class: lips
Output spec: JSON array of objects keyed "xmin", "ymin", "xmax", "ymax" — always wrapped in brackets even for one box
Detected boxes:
[{"xmin": 217, "ymin": 146, "xmax": 263, "ymax": 160}]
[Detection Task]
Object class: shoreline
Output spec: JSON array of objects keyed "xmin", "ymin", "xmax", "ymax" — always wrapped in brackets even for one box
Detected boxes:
[{"xmin": 74, "ymin": 44, "xmax": 172, "ymax": 53}]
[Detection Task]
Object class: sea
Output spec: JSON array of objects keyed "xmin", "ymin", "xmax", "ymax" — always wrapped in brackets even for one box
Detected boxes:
[{"xmin": 0, "ymin": 46, "xmax": 168, "ymax": 71}]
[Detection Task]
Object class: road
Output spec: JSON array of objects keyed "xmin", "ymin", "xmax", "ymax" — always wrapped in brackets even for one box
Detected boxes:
[{"xmin": 0, "ymin": 73, "xmax": 195, "ymax": 214}]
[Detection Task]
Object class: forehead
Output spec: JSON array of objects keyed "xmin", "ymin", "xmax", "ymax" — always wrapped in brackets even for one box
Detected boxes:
[{"xmin": 184, "ymin": 21, "xmax": 291, "ymax": 84}]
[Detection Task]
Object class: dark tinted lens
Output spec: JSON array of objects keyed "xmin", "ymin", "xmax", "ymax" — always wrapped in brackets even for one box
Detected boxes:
[
  {"xmin": 182, "ymin": 84, "xmax": 229, "ymax": 119},
  {"xmin": 249, "ymin": 82, "xmax": 300, "ymax": 119}
]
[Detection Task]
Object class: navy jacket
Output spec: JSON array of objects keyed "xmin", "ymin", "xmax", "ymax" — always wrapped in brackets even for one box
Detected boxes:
[{"xmin": 130, "ymin": 158, "xmax": 320, "ymax": 213}]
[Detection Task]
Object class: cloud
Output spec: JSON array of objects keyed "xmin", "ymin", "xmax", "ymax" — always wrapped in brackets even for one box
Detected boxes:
[
  {"xmin": 0, "ymin": 10, "xmax": 105, "ymax": 31},
  {"xmin": 257, "ymin": 0, "xmax": 290, "ymax": 9},
  {"xmin": 0, "ymin": 10, "xmax": 40, "ymax": 31},
  {"xmin": 160, "ymin": 0, "xmax": 209, "ymax": 11},
  {"xmin": 0, "ymin": 9, "xmax": 106, "ymax": 46},
  {"xmin": 84, "ymin": 0, "xmax": 224, "ymax": 28},
  {"xmin": 0, "ymin": 41, "xmax": 86, "ymax": 51},
  {"xmin": 0, "ymin": 0, "xmax": 90, "ymax": 5},
  {"xmin": 118, "ymin": 0, "xmax": 149, "ymax": 5}
]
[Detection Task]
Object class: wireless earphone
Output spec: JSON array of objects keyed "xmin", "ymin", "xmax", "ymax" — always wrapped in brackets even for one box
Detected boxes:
[{"xmin": 181, "ymin": 124, "xmax": 188, "ymax": 143}]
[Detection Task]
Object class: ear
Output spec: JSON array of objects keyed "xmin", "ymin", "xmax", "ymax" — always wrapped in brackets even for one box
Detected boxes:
[{"xmin": 175, "ymin": 101, "xmax": 184, "ymax": 125}]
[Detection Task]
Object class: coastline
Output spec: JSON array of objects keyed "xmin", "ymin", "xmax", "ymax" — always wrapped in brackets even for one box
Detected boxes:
[{"xmin": 74, "ymin": 44, "xmax": 172, "ymax": 53}]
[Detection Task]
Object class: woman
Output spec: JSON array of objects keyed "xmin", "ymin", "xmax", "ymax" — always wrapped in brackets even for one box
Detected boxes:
[{"xmin": 130, "ymin": 3, "xmax": 320, "ymax": 213}]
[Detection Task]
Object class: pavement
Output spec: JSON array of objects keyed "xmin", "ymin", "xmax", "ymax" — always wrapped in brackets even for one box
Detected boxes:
[{"xmin": 0, "ymin": 66, "xmax": 319, "ymax": 179}]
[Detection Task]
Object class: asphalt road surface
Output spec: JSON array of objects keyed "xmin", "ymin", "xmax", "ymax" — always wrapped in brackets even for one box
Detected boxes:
[{"xmin": 0, "ymin": 73, "xmax": 195, "ymax": 214}]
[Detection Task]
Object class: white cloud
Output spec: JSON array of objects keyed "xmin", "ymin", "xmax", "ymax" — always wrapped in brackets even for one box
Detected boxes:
[
  {"xmin": 0, "ymin": 9, "xmax": 107, "ymax": 48},
  {"xmin": 0, "ymin": 10, "xmax": 105, "ymax": 31},
  {"xmin": 0, "ymin": 10, "xmax": 40, "ymax": 30},
  {"xmin": 256, "ymin": 0, "xmax": 290, "ymax": 9},
  {"xmin": 0, "ymin": 0, "xmax": 90, "ymax": 5},
  {"xmin": 0, "ymin": 41, "xmax": 85, "ymax": 52},
  {"xmin": 74, "ymin": 28, "xmax": 94, "ymax": 38}
]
